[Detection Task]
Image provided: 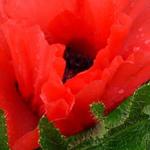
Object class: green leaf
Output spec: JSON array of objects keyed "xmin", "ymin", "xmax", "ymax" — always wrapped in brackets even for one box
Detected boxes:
[
  {"xmin": 67, "ymin": 100, "xmax": 133, "ymax": 150},
  {"xmin": 90, "ymin": 103, "xmax": 105, "ymax": 120},
  {"xmin": 89, "ymin": 97, "xmax": 132, "ymax": 138},
  {"xmin": 143, "ymin": 105, "xmax": 150, "ymax": 116},
  {"xmin": 104, "ymin": 97, "xmax": 132, "ymax": 129},
  {"xmin": 127, "ymin": 83, "xmax": 150, "ymax": 122},
  {"xmin": 69, "ymin": 119, "xmax": 150, "ymax": 150},
  {"xmin": 142, "ymin": 133, "xmax": 150, "ymax": 150},
  {"xmin": 68, "ymin": 82, "xmax": 150, "ymax": 150},
  {"xmin": 67, "ymin": 124, "xmax": 103, "ymax": 150},
  {"xmin": 0, "ymin": 109, "xmax": 9, "ymax": 150},
  {"xmin": 72, "ymin": 119, "xmax": 150, "ymax": 150},
  {"xmin": 39, "ymin": 117, "xmax": 67, "ymax": 150}
]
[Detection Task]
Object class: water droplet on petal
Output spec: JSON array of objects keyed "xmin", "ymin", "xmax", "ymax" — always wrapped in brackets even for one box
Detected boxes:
[
  {"xmin": 140, "ymin": 33, "xmax": 144, "ymax": 37},
  {"xmin": 138, "ymin": 27, "xmax": 143, "ymax": 32},
  {"xmin": 118, "ymin": 89, "xmax": 124, "ymax": 94},
  {"xmin": 144, "ymin": 40, "xmax": 150, "ymax": 45},
  {"xmin": 133, "ymin": 47, "xmax": 140, "ymax": 52}
]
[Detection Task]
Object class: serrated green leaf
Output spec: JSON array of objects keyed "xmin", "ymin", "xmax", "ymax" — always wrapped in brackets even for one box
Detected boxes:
[
  {"xmin": 0, "ymin": 109, "xmax": 9, "ymax": 150},
  {"xmin": 89, "ymin": 97, "xmax": 132, "ymax": 138},
  {"xmin": 143, "ymin": 105, "xmax": 150, "ymax": 116},
  {"xmin": 104, "ymin": 97, "xmax": 132, "ymax": 129},
  {"xmin": 72, "ymin": 119, "xmax": 150, "ymax": 150},
  {"xmin": 90, "ymin": 103, "xmax": 105, "ymax": 120},
  {"xmin": 90, "ymin": 103, "xmax": 108, "ymax": 138},
  {"xmin": 68, "ymin": 99, "xmax": 133, "ymax": 150},
  {"xmin": 39, "ymin": 117, "xmax": 67, "ymax": 150},
  {"xmin": 90, "ymin": 97, "xmax": 132, "ymax": 131},
  {"xmin": 67, "ymin": 124, "xmax": 103, "ymax": 150},
  {"xmin": 127, "ymin": 84, "xmax": 150, "ymax": 122},
  {"xmin": 142, "ymin": 133, "xmax": 150, "ymax": 150},
  {"xmin": 68, "ymin": 82, "xmax": 150, "ymax": 150},
  {"xmin": 102, "ymin": 119, "xmax": 150, "ymax": 150}
]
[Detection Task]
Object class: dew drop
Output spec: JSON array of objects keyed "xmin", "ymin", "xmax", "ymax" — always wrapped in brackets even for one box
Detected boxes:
[
  {"xmin": 140, "ymin": 33, "xmax": 144, "ymax": 37},
  {"xmin": 118, "ymin": 89, "xmax": 124, "ymax": 94},
  {"xmin": 144, "ymin": 40, "xmax": 150, "ymax": 45},
  {"xmin": 133, "ymin": 47, "xmax": 140, "ymax": 52},
  {"xmin": 138, "ymin": 27, "xmax": 143, "ymax": 32}
]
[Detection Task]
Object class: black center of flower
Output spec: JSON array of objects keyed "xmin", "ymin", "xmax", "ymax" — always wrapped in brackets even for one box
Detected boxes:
[{"xmin": 63, "ymin": 42, "xmax": 93, "ymax": 82}]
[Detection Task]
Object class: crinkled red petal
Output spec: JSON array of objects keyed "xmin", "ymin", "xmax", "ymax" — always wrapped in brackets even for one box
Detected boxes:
[{"xmin": 0, "ymin": 36, "xmax": 38, "ymax": 148}]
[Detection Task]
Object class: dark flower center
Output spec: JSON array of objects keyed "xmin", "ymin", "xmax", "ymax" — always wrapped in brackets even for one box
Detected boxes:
[{"xmin": 63, "ymin": 40, "xmax": 93, "ymax": 82}]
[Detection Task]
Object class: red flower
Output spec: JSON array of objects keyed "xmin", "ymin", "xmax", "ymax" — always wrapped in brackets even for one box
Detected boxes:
[{"xmin": 0, "ymin": 0, "xmax": 149, "ymax": 149}]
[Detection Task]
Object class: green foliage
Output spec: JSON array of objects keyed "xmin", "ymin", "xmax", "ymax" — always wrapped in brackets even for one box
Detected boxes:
[
  {"xmin": 104, "ymin": 97, "xmax": 132, "ymax": 129},
  {"xmin": 0, "ymin": 110, "xmax": 9, "ymax": 150},
  {"xmin": 38, "ymin": 83, "xmax": 150, "ymax": 150},
  {"xmin": 39, "ymin": 117, "xmax": 68, "ymax": 150},
  {"xmin": 91, "ymin": 103, "xmax": 105, "ymax": 120},
  {"xmin": 69, "ymin": 83, "xmax": 150, "ymax": 150},
  {"xmin": 143, "ymin": 105, "xmax": 150, "ymax": 116}
]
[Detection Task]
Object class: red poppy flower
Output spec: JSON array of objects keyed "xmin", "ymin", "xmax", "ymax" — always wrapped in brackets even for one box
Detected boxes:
[{"xmin": 0, "ymin": 0, "xmax": 149, "ymax": 149}]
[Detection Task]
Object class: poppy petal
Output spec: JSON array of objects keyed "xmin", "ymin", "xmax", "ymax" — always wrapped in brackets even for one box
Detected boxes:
[{"xmin": 0, "ymin": 38, "xmax": 38, "ymax": 147}]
